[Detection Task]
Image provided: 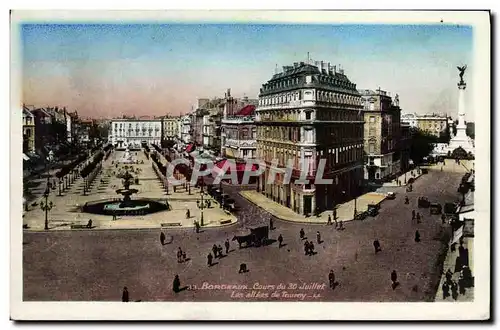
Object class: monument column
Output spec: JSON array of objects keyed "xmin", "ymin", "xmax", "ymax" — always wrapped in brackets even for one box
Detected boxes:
[{"xmin": 457, "ymin": 81, "xmax": 467, "ymax": 131}]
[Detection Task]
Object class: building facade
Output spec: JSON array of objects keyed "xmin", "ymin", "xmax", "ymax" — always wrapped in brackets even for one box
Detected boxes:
[
  {"xmin": 162, "ymin": 117, "xmax": 179, "ymax": 140},
  {"xmin": 416, "ymin": 115, "xmax": 448, "ymax": 137},
  {"xmin": 360, "ymin": 89, "xmax": 402, "ymax": 181},
  {"xmin": 22, "ymin": 106, "xmax": 35, "ymax": 153},
  {"xmin": 108, "ymin": 119, "xmax": 162, "ymax": 149},
  {"xmin": 255, "ymin": 61, "xmax": 364, "ymax": 216},
  {"xmin": 179, "ymin": 115, "xmax": 192, "ymax": 144},
  {"xmin": 221, "ymin": 105, "xmax": 257, "ymax": 159}
]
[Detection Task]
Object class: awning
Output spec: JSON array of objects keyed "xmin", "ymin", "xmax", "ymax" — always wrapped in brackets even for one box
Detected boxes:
[{"xmin": 23, "ymin": 154, "xmax": 30, "ymax": 161}]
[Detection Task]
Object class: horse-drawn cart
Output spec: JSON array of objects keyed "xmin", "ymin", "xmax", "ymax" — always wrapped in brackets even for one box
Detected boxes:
[{"xmin": 232, "ymin": 226, "xmax": 269, "ymax": 248}]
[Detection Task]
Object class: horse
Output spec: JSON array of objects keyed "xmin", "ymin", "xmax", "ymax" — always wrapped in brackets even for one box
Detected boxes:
[{"xmin": 232, "ymin": 235, "xmax": 253, "ymax": 248}]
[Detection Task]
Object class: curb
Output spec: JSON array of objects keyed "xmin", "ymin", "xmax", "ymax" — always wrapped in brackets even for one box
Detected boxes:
[
  {"xmin": 23, "ymin": 218, "xmax": 239, "ymax": 233},
  {"xmin": 239, "ymin": 191, "xmax": 355, "ymax": 225}
]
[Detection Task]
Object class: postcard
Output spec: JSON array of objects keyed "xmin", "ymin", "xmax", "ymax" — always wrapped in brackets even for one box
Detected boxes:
[{"xmin": 11, "ymin": 10, "xmax": 490, "ymax": 320}]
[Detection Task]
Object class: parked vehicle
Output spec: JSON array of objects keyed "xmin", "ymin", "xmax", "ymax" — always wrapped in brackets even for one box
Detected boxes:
[
  {"xmin": 386, "ymin": 192, "xmax": 396, "ymax": 200},
  {"xmin": 354, "ymin": 211, "xmax": 367, "ymax": 221},
  {"xmin": 430, "ymin": 203, "xmax": 442, "ymax": 215},
  {"xmin": 367, "ymin": 204, "xmax": 379, "ymax": 216},
  {"xmin": 418, "ymin": 197, "xmax": 431, "ymax": 208}
]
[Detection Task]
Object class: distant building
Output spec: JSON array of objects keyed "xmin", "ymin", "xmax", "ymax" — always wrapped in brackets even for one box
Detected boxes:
[
  {"xmin": 221, "ymin": 104, "xmax": 257, "ymax": 159},
  {"xmin": 402, "ymin": 112, "xmax": 448, "ymax": 137},
  {"xmin": 162, "ymin": 116, "xmax": 179, "ymax": 140},
  {"xmin": 108, "ymin": 119, "xmax": 162, "ymax": 149},
  {"xmin": 359, "ymin": 88, "xmax": 402, "ymax": 181},
  {"xmin": 22, "ymin": 106, "xmax": 35, "ymax": 153},
  {"xmin": 255, "ymin": 60, "xmax": 364, "ymax": 215}
]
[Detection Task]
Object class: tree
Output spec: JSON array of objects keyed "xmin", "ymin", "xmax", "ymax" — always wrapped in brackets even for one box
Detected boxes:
[{"xmin": 409, "ymin": 128, "xmax": 439, "ymax": 164}]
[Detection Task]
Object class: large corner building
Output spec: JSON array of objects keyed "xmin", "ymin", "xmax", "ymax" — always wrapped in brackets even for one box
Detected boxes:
[{"xmin": 255, "ymin": 61, "xmax": 364, "ymax": 216}]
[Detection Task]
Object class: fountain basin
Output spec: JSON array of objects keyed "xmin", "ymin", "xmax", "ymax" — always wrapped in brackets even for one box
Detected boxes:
[{"xmin": 82, "ymin": 198, "xmax": 170, "ymax": 216}]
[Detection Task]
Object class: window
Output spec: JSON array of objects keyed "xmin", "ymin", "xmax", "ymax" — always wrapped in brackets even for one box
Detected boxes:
[
  {"xmin": 369, "ymin": 116, "xmax": 376, "ymax": 123},
  {"xmin": 369, "ymin": 102, "xmax": 375, "ymax": 111},
  {"xmin": 305, "ymin": 111, "xmax": 312, "ymax": 120},
  {"xmin": 369, "ymin": 142, "xmax": 375, "ymax": 154},
  {"xmin": 369, "ymin": 127, "xmax": 375, "ymax": 136}
]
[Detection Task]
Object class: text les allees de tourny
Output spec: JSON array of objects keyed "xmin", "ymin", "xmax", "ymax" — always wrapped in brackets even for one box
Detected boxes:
[{"xmin": 190, "ymin": 282, "xmax": 327, "ymax": 300}]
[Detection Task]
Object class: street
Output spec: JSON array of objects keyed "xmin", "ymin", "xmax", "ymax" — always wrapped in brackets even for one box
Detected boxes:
[{"xmin": 23, "ymin": 168, "xmax": 462, "ymax": 302}]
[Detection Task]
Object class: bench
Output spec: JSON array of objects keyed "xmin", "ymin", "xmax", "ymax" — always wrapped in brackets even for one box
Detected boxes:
[
  {"xmin": 161, "ymin": 222, "xmax": 182, "ymax": 227},
  {"xmin": 220, "ymin": 219, "xmax": 232, "ymax": 225},
  {"xmin": 71, "ymin": 224, "xmax": 91, "ymax": 229}
]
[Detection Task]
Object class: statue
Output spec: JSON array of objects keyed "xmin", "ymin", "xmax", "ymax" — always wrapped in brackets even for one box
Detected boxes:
[
  {"xmin": 457, "ymin": 65, "xmax": 467, "ymax": 84},
  {"xmin": 394, "ymin": 94, "xmax": 399, "ymax": 107}
]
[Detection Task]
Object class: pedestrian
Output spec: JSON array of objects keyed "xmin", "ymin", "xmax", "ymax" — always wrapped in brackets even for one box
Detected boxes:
[
  {"xmin": 334, "ymin": 217, "xmax": 338, "ymax": 229},
  {"xmin": 327, "ymin": 214, "xmax": 332, "ymax": 225},
  {"xmin": 328, "ymin": 270, "xmax": 335, "ymax": 289},
  {"xmin": 173, "ymin": 275, "xmax": 180, "ymax": 293},
  {"xmin": 87, "ymin": 219, "xmax": 93, "ymax": 229},
  {"xmin": 300, "ymin": 228, "xmax": 305, "ymax": 240},
  {"xmin": 177, "ymin": 247, "xmax": 183, "ymax": 263},
  {"xmin": 391, "ymin": 270, "xmax": 398, "ymax": 290},
  {"xmin": 207, "ymin": 253, "xmax": 213, "ymax": 266},
  {"xmin": 373, "ymin": 239, "xmax": 381, "ymax": 253},
  {"xmin": 445, "ymin": 269, "xmax": 453, "ymax": 284},
  {"xmin": 278, "ymin": 234, "xmax": 283, "ymax": 248},
  {"xmin": 412, "ymin": 210, "xmax": 415, "ymax": 220},
  {"xmin": 405, "ymin": 196, "xmax": 409, "ymax": 204},
  {"xmin": 160, "ymin": 231, "xmax": 166, "ymax": 246},
  {"xmin": 416, "ymin": 212, "xmax": 421, "ymax": 223},
  {"xmin": 442, "ymin": 281, "xmax": 450, "ymax": 300},
  {"xmin": 194, "ymin": 220, "xmax": 200, "ymax": 233},
  {"xmin": 333, "ymin": 208, "xmax": 337, "ymax": 221},
  {"xmin": 451, "ymin": 281, "xmax": 459, "ymax": 300},
  {"xmin": 316, "ymin": 231, "xmax": 321, "ymax": 244},
  {"xmin": 186, "ymin": 209, "xmax": 190, "ymax": 219},
  {"xmin": 415, "ymin": 230, "xmax": 421, "ymax": 243},
  {"xmin": 218, "ymin": 244, "xmax": 223, "ymax": 257},
  {"xmin": 304, "ymin": 241, "xmax": 309, "ymax": 256},
  {"xmin": 225, "ymin": 239, "xmax": 230, "ymax": 254},
  {"xmin": 338, "ymin": 221, "xmax": 344, "ymax": 231},
  {"xmin": 309, "ymin": 241, "xmax": 315, "ymax": 255},
  {"xmin": 212, "ymin": 244, "xmax": 219, "ymax": 258},
  {"xmin": 269, "ymin": 217, "xmax": 274, "ymax": 230},
  {"xmin": 122, "ymin": 286, "xmax": 129, "ymax": 302},
  {"xmin": 207, "ymin": 200, "xmax": 211, "ymax": 208},
  {"xmin": 458, "ymin": 277, "xmax": 466, "ymax": 295}
]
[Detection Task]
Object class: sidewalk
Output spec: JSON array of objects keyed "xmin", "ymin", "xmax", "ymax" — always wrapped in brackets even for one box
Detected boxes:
[
  {"xmin": 240, "ymin": 190, "xmax": 386, "ymax": 224},
  {"xmin": 382, "ymin": 169, "xmax": 423, "ymax": 188},
  {"xmin": 423, "ymin": 160, "xmax": 473, "ymax": 174},
  {"xmin": 434, "ymin": 239, "xmax": 475, "ymax": 302}
]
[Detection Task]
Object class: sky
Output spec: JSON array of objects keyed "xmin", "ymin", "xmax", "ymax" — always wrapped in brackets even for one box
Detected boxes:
[{"xmin": 19, "ymin": 23, "xmax": 473, "ymax": 119}]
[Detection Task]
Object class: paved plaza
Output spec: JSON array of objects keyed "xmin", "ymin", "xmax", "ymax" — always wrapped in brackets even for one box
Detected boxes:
[
  {"xmin": 23, "ymin": 167, "xmax": 465, "ymax": 302},
  {"xmin": 22, "ymin": 150, "xmax": 236, "ymax": 231}
]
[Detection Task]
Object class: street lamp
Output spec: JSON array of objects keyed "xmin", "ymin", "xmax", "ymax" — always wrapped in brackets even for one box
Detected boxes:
[
  {"xmin": 200, "ymin": 190, "xmax": 205, "ymax": 226},
  {"xmin": 40, "ymin": 186, "xmax": 54, "ymax": 230}
]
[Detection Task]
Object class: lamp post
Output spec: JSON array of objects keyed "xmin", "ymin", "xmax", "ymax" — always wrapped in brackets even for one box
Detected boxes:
[
  {"xmin": 200, "ymin": 190, "xmax": 205, "ymax": 226},
  {"xmin": 40, "ymin": 185, "xmax": 54, "ymax": 230}
]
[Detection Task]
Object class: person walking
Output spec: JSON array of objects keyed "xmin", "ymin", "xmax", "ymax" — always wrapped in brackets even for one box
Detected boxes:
[
  {"xmin": 160, "ymin": 231, "xmax": 166, "ymax": 246},
  {"xmin": 391, "ymin": 270, "xmax": 398, "ymax": 290},
  {"xmin": 412, "ymin": 210, "xmax": 415, "ymax": 220},
  {"xmin": 185, "ymin": 209, "xmax": 190, "ymax": 219},
  {"xmin": 327, "ymin": 214, "xmax": 332, "ymax": 226},
  {"xmin": 194, "ymin": 220, "xmax": 200, "ymax": 233},
  {"xmin": 416, "ymin": 212, "xmax": 421, "ymax": 224},
  {"xmin": 269, "ymin": 217, "xmax": 274, "ymax": 230},
  {"xmin": 177, "ymin": 247, "xmax": 183, "ymax": 263},
  {"xmin": 373, "ymin": 239, "xmax": 381, "ymax": 253},
  {"xmin": 442, "ymin": 281, "xmax": 450, "ymax": 300},
  {"xmin": 316, "ymin": 231, "xmax": 321, "ymax": 244},
  {"xmin": 309, "ymin": 241, "xmax": 315, "ymax": 255},
  {"xmin": 225, "ymin": 239, "xmax": 230, "ymax": 254},
  {"xmin": 328, "ymin": 270, "xmax": 336, "ymax": 289},
  {"xmin": 405, "ymin": 196, "xmax": 409, "ymax": 204},
  {"xmin": 300, "ymin": 228, "xmax": 305, "ymax": 240},
  {"xmin": 218, "ymin": 244, "xmax": 223, "ymax": 257},
  {"xmin": 207, "ymin": 253, "xmax": 213, "ymax": 267},
  {"xmin": 122, "ymin": 286, "xmax": 129, "ymax": 302},
  {"xmin": 304, "ymin": 241, "xmax": 309, "ymax": 256},
  {"xmin": 415, "ymin": 230, "xmax": 421, "ymax": 243},
  {"xmin": 173, "ymin": 275, "xmax": 181, "ymax": 293},
  {"xmin": 278, "ymin": 234, "xmax": 283, "ymax": 248},
  {"xmin": 212, "ymin": 244, "xmax": 219, "ymax": 259}
]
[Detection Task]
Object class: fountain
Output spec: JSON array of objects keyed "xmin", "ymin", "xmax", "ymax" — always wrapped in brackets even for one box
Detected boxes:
[{"xmin": 81, "ymin": 170, "xmax": 170, "ymax": 217}]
